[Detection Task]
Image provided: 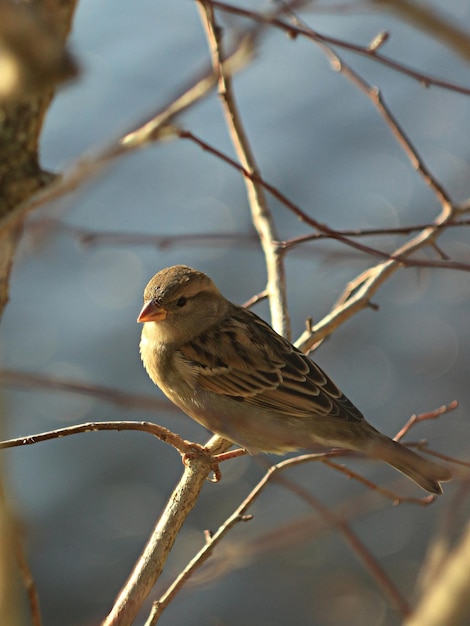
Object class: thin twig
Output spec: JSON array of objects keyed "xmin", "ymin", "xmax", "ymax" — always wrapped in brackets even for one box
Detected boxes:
[
  {"xmin": 197, "ymin": 0, "xmax": 290, "ymax": 337},
  {"xmin": 26, "ymin": 215, "xmax": 470, "ymax": 252},
  {"xmin": 0, "ymin": 421, "xmax": 197, "ymax": 457},
  {"xmin": 293, "ymin": 44, "xmax": 457, "ymax": 351},
  {"xmin": 394, "ymin": 401, "xmax": 459, "ymax": 442},
  {"xmin": 414, "ymin": 447, "xmax": 470, "ymax": 470},
  {"xmin": 181, "ymin": 130, "xmax": 470, "ymax": 274},
  {"xmin": 243, "ymin": 289, "xmax": 269, "ymax": 308},
  {"xmin": 321, "ymin": 458, "xmax": 434, "ymax": 505},
  {"xmin": 210, "ymin": 1, "xmax": 470, "ymax": 95},
  {"xmin": 281, "ymin": 218, "xmax": 470, "ymax": 248}
]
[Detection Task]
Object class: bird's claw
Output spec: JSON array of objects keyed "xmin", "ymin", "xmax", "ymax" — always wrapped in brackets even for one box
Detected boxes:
[{"xmin": 182, "ymin": 442, "xmax": 222, "ymax": 482}]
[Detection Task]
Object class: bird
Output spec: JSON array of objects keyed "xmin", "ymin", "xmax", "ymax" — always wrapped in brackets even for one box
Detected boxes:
[{"xmin": 138, "ymin": 264, "xmax": 451, "ymax": 494}]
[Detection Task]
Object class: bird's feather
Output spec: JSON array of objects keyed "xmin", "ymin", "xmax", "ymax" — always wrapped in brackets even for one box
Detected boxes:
[{"xmin": 179, "ymin": 306, "xmax": 365, "ymax": 422}]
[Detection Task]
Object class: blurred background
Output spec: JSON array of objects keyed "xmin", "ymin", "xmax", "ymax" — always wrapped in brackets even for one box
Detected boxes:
[{"xmin": 1, "ymin": 1, "xmax": 470, "ymax": 624}]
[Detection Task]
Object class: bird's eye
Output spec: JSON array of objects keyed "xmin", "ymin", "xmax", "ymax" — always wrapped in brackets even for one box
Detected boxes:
[{"xmin": 176, "ymin": 296, "xmax": 187, "ymax": 307}]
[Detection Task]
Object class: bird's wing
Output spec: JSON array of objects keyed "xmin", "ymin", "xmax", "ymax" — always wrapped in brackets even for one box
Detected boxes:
[{"xmin": 178, "ymin": 307, "xmax": 365, "ymax": 422}]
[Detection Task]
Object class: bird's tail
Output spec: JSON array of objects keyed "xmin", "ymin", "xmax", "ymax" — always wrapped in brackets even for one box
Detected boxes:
[{"xmin": 369, "ymin": 435, "xmax": 452, "ymax": 495}]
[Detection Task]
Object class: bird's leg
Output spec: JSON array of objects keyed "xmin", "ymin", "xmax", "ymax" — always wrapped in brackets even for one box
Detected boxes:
[
  {"xmin": 213, "ymin": 448, "xmax": 247, "ymax": 462},
  {"xmin": 181, "ymin": 443, "xmax": 247, "ymax": 482},
  {"xmin": 181, "ymin": 441, "xmax": 223, "ymax": 482}
]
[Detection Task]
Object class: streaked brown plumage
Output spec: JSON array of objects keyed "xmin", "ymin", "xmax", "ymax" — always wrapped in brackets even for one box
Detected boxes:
[{"xmin": 138, "ymin": 265, "xmax": 451, "ymax": 494}]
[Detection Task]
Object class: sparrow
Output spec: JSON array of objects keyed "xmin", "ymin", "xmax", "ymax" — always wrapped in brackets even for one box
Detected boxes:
[{"xmin": 138, "ymin": 265, "xmax": 451, "ymax": 494}]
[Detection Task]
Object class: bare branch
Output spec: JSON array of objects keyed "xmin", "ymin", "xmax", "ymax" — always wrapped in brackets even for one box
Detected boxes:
[
  {"xmin": 210, "ymin": 1, "xmax": 470, "ymax": 95},
  {"xmin": 293, "ymin": 37, "xmax": 457, "ymax": 350},
  {"xmin": 24, "ymin": 215, "xmax": 470, "ymax": 252},
  {"xmin": 180, "ymin": 130, "xmax": 470, "ymax": 274},
  {"xmin": 0, "ymin": 421, "xmax": 199, "ymax": 458},
  {"xmin": 394, "ymin": 401, "xmax": 459, "ymax": 442},
  {"xmin": 197, "ymin": 0, "xmax": 290, "ymax": 337},
  {"xmin": 101, "ymin": 434, "xmax": 232, "ymax": 626}
]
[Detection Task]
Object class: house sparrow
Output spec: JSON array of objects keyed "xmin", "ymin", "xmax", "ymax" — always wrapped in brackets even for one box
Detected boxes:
[{"xmin": 138, "ymin": 265, "xmax": 451, "ymax": 494}]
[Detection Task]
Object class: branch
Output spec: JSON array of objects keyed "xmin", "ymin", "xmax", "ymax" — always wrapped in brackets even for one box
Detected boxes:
[
  {"xmin": 210, "ymin": 1, "xmax": 470, "ymax": 95},
  {"xmin": 24, "ymin": 215, "xmax": 470, "ymax": 252},
  {"xmin": 0, "ymin": 421, "xmax": 197, "ymax": 458},
  {"xmin": 197, "ymin": 0, "xmax": 290, "ymax": 337},
  {"xmin": 394, "ymin": 401, "xmax": 459, "ymax": 442},
  {"xmin": 147, "ymin": 453, "xmax": 329, "ymax": 623},
  {"xmin": 101, "ymin": 434, "xmax": 232, "ymax": 626},
  {"xmin": 148, "ymin": 448, "xmax": 425, "ymax": 623},
  {"xmin": 180, "ymin": 130, "xmax": 470, "ymax": 273},
  {"xmin": 293, "ymin": 36, "xmax": 457, "ymax": 350}
]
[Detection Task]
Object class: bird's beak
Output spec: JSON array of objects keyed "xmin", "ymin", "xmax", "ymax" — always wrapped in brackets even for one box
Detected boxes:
[{"xmin": 137, "ymin": 300, "xmax": 167, "ymax": 323}]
